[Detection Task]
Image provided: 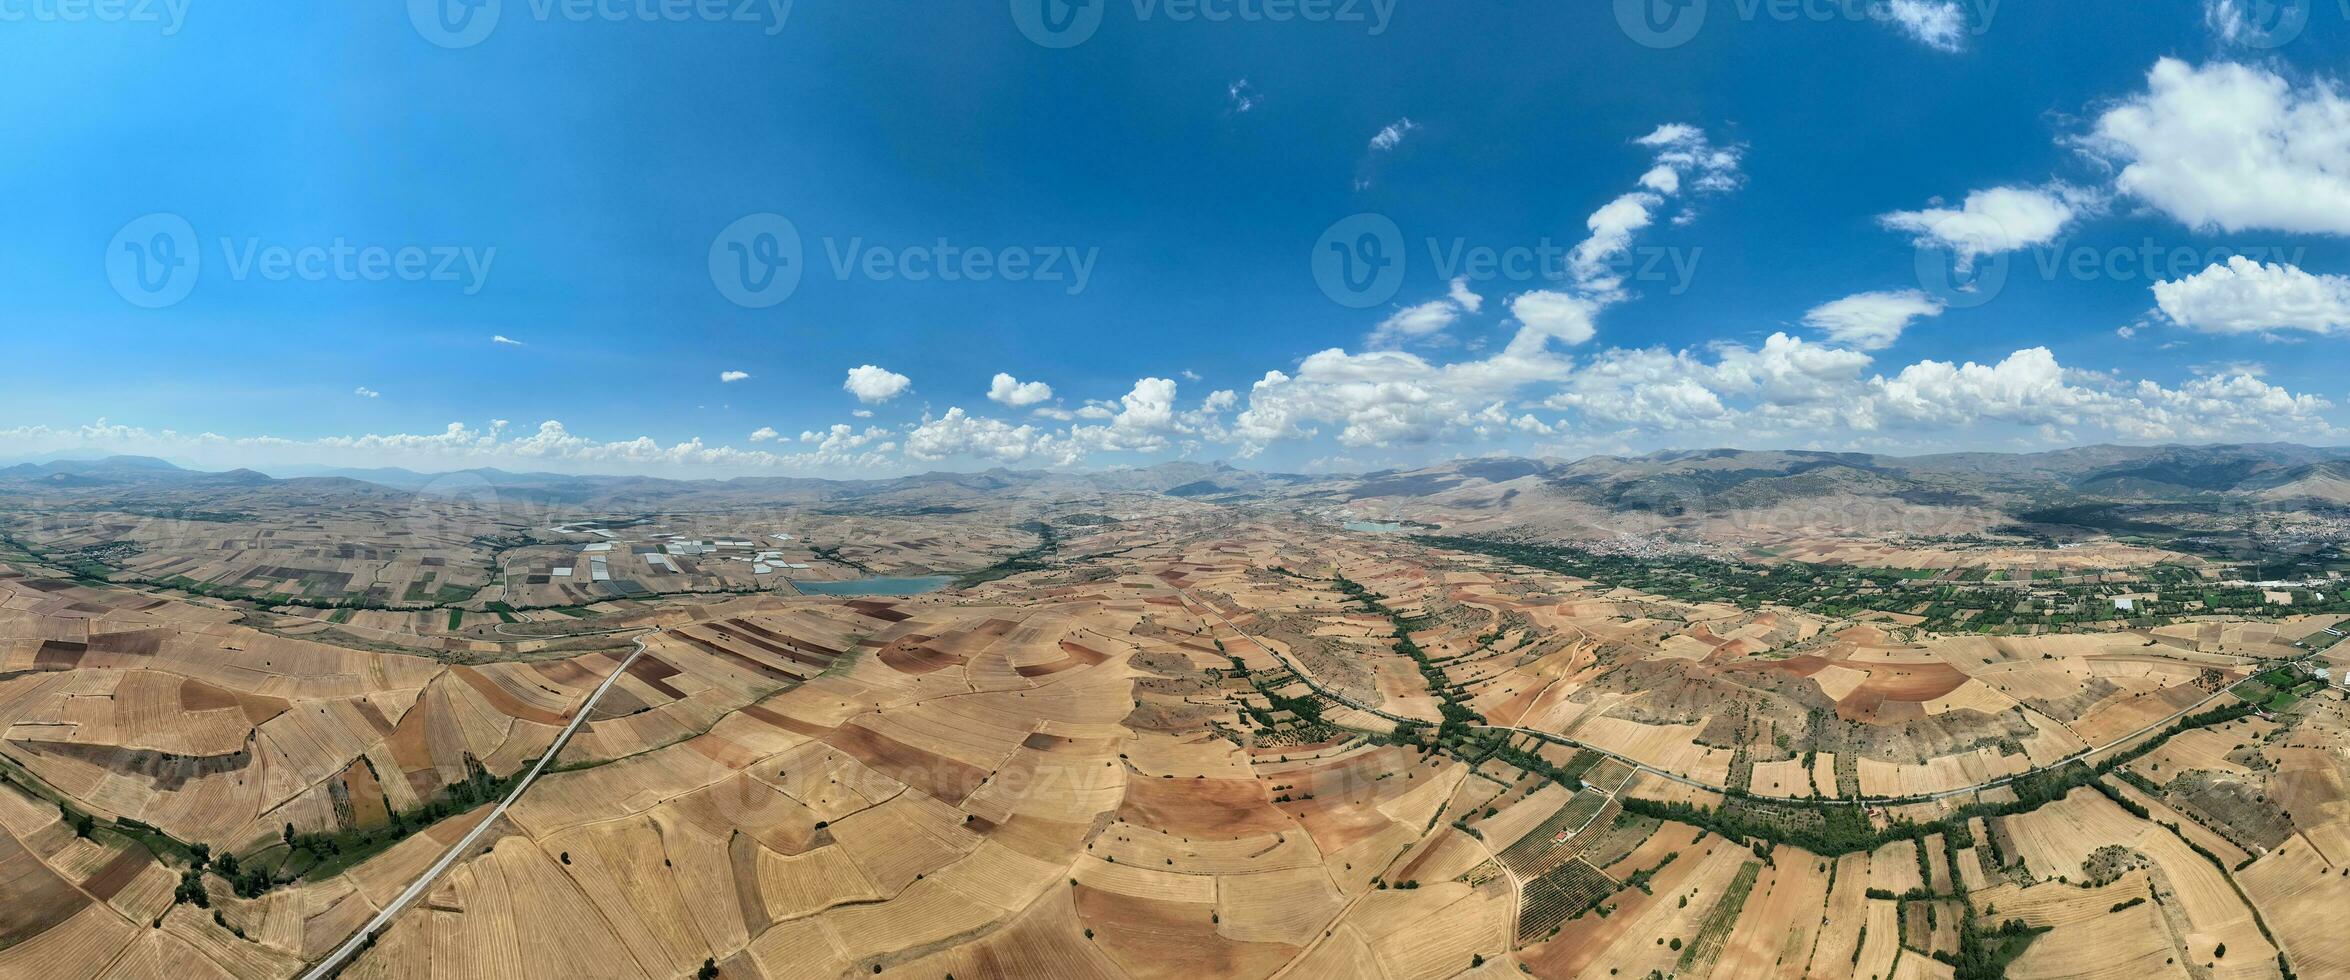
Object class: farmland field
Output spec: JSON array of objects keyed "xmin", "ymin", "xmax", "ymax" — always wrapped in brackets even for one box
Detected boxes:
[{"xmin": 0, "ymin": 482, "xmax": 2343, "ymax": 979}]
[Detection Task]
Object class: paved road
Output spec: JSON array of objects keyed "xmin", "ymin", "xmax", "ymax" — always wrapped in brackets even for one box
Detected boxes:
[
  {"xmin": 299, "ymin": 628, "xmax": 658, "ymax": 979},
  {"xmin": 1173, "ymin": 581, "xmax": 2333, "ymax": 808}
]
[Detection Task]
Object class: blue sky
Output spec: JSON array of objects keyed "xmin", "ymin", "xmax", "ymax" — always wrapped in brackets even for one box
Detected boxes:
[{"xmin": 6, "ymin": 0, "xmax": 2350, "ymax": 476}]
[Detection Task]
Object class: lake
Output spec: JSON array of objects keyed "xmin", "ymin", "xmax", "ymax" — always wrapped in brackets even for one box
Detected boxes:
[{"xmin": 793, "ymin": 575, "xmax": 954, "ymax": 596}]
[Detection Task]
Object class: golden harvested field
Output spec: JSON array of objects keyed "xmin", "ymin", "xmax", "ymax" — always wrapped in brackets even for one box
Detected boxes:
[{"xmin": 0, "ymin": 506, "xmax": 2342, "ymax": 979}]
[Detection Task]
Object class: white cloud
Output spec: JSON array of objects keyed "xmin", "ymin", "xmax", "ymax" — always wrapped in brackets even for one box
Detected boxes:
[
  {"xmin": 797, "ymin": 424, "xmax": 892, "ymax": 454},
  {"xmin": 2204, "ymin": 0, "xmax": 2301, "ymax": 46},
  {"xmin": 1636, "ymin": 124, "xmax": 1743, "ymax": 196},
  {"xmin": 987, "ymin": 372, "xmax": 1055, "ymax": 407},
  {"xmin": 1228, "ymin": 124, "xmax": 1744, "ymax": 457},
  {"xmin": 0, "ymin": 419, "xmax": 905, "ymax": 478},
  {"xmin": 843, "ymin": 365, "xmax": 912, "ymax": 403},
  {"xmin": 1368, "ymin": 117, "xmax": 1417, "ymax": 151},
  {"xmin": 1879, "ymin": 185, "xmax": 2088, "ymax": 271},
  {"xmin": 1447, "ymin": 276, "xmax": 1484, "ymax": 313},
  {"xmin": 491, "ymin": 334, "xmax": 523, "ymax": 346},
  {"xmin": 1571, "ymin": 125, "xmax": 1743, "ymax": 290},
  {"xmin": 2152, "ymin": 256, "xmax": 2350, "ymax": 336},
  {"xmin": 354, "ymin": 386, "xmax": 380, "ymax": 399},
  {"xmin": 11, "ymin": 331, "xmax": 2338, "ymax": 479},
  {"xmin": 1509, "ymin": 291, "xmax": 1600, "ymax": 348},
  {"xmin": 2082, "ymin": 58, "xmax": 2350, "ymax": 236},
  {"xmin": 1533, "ymin": 333, "xmax": 2334, "ymax": 446},
  {"xmin": 1801, "ymin": 289, "xmax": 1946, "ymax": 350},
  {"xmin": 1366, "ymin": 280, "xmax": 1475, "ymax": 349},
  {"xmin": 1226, "ymin": 78, "xmax": 1260, "ymax": 114},
  {"xmin": 719, "ymin": 370, "xmax": 751, "ymax": 383},
  {"xmin": 904, "ymin": 408, "xmax": 1074, "ymax": 465},
  {"xmin": 1877, "ymin": 0, "xmax": 1967, "ymax": 52}
]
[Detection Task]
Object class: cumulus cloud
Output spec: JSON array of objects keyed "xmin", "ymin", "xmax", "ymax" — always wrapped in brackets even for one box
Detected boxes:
[
  {"xmin": 843, "ymin": 365, "xmax": 912, "ymax": 403},
  {"xmin": 719, "ymin": 370, "xmax": 750, "ymax": 383},
  {"xmin": 1801, "ymin": 289, "xmax": 1946, "ymax": 350},
  {"xmin": 1367, "ymin": 278, "xmax": 1483, "ymax": 349},
  {"xmin": 798, "ymin": 424, "xmax": 892, "ymax": 454},
  {"xmin": 904, "ymin": 408, "xmax": 1074, "ymax": 465},
  {"xmin": 1509, "ymin": 291, "xmax": 1601, "ymax": 348},
  {"xmin": 1878, "ymin": 0, "xmax": 1968, "ymax": 52},
  {"xmin": 354, "ymin": 386, "xmax": 381, "ymax": 399},
  {"xmin": 1228, "ymin": 124, "xmax": 1745, "ymax": 457},
  {"xmin": 11, "ymin": 333, "xmax": 2337, "ymax": 479},
  {"xmin": 1879, "ymin": 185, "xmax": 2089, "ymax": 271},
  {"xmin": 2152, "ymin": 257, "xmax": 2350, "ymax": 336},
  {"xmin": 987, "ymin": 372, "xmax": 1055, "ymax": 407},
  {"xmin": 1533, "ymin": 332, "xmax": 2333, "ymax": 446},
  {"xmin": 2081, "ymin": 59, "xmax": 2350, "ymax": 236}
]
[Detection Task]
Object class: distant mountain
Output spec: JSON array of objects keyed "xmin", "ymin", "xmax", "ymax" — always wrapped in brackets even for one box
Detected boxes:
[
  {"xmin": 0, "ymin": 455, "xmax": 275, "ymax": 487},
  {"xmin": 10, "ymin": 444, "xmax": 2350, "ymax": 524},
  {"xmin": 2243, "ymin": 460, "xmax": 2350, "ymax": 505}
]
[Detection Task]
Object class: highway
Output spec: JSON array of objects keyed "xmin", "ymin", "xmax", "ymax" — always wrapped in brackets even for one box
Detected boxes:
[
  {"xmin": 298, "ymin": 627, "xmax": 658, "ymax": 979},
  {"xmin": 1170, "ymin": 581, "xmax": 2332, "ymax": 808}
]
